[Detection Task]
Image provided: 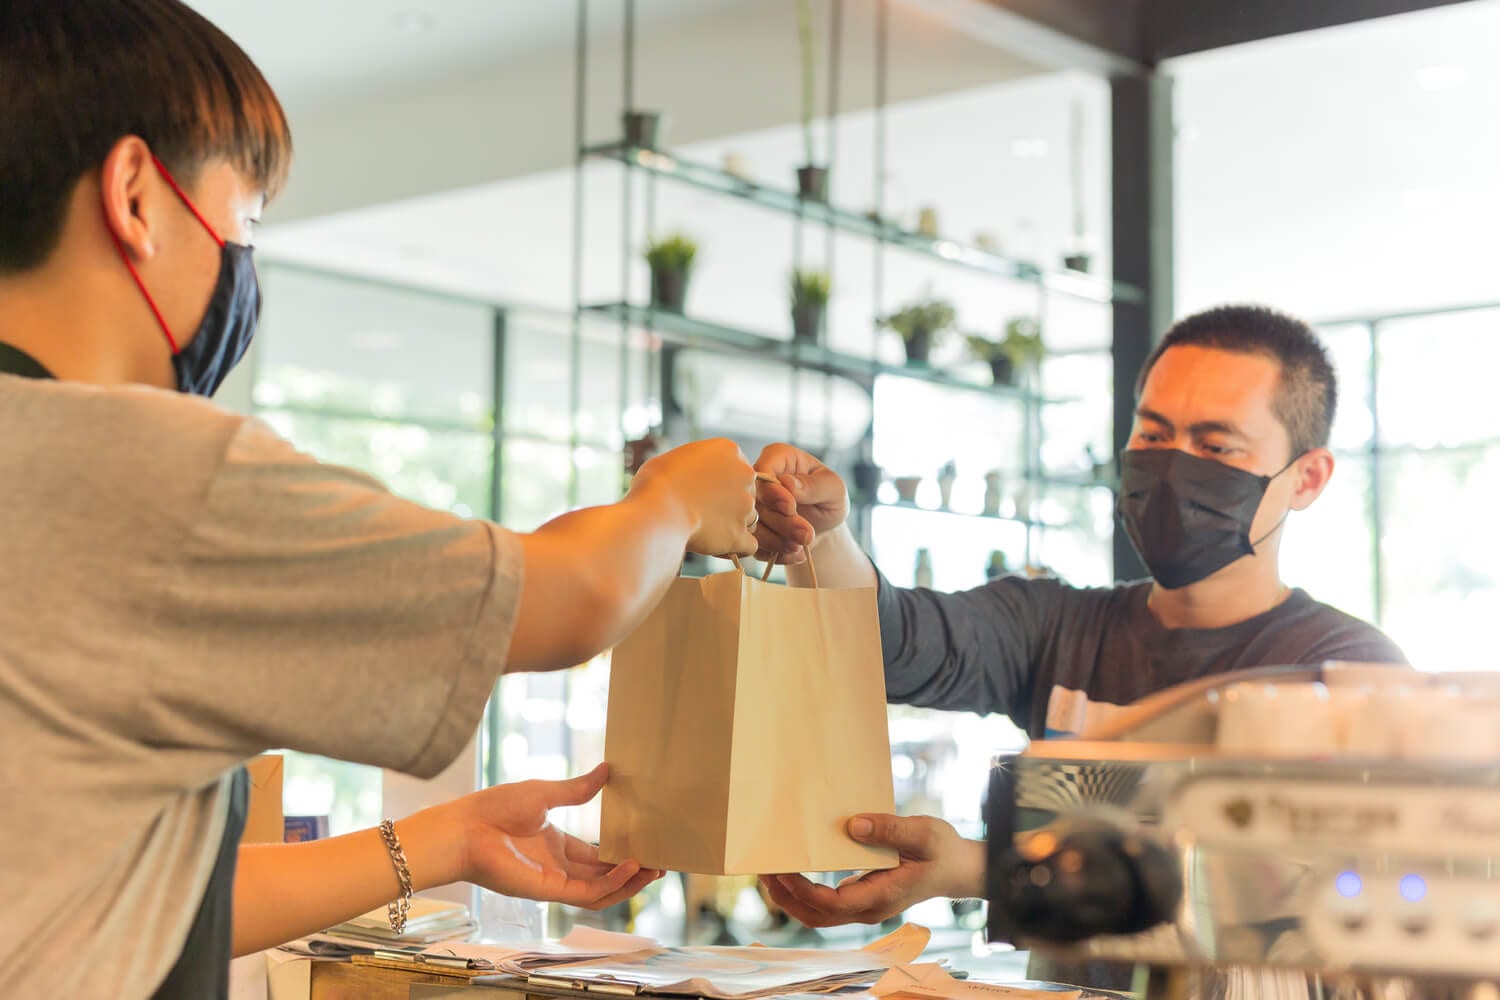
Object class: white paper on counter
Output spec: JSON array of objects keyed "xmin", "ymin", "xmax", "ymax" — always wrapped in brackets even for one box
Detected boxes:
[{"xmin": 873, "ymin": 963, "xmax": 1082, "ymax": 1000}]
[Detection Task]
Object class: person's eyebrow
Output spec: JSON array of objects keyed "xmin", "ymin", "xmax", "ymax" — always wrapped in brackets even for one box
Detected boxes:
[
  {"xmin": 1186, "ymin": 419, "xmax": 1249, "ymax": 440},
  {"xmin": 1135, "ymin": 406, "xmax": 1174, "ymax": 434}
]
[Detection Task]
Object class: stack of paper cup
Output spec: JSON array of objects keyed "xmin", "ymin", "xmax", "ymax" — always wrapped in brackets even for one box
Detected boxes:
[
  {"xmin": 1403, "ymin": 687, "xmax": 1500, "ymax": 761},
  {"xmin": 1220, "ymin": 679, "xmax": 1500, "ymax": 760},
  {"xmin": 1339, "ymin": 686, "xmax": 1405, "ymax": 757},
  {"xmin": 1217, "ymin": 682, "xmax": 1338, "ymax": 757}
]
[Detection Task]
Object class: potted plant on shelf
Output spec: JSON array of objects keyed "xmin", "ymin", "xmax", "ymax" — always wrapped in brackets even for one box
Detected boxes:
[
  {"xmin": 1001, "ymin": 315, "xmax": 1045, "ymax": 384},
  {"xmin": 794, "ymin": 0, "xmax": 827, "ymax": 201},
  {"xmin": 965, "ymin": 333, "xmax": 1014, "ymax": 386},
  {"xmin": 790, "ymin": 269, "xmax": 831, "ymax": 344},
  {"xmin": 644, "ymin": 232, "xmax": 697, "ymax": 314},
  {"xmin": 623, "ymin": 110, "xmax": 664, "ymax": 151},
  {"xmin": 881, "ymin": 298, "xmax": 955, "ymax": 366}
]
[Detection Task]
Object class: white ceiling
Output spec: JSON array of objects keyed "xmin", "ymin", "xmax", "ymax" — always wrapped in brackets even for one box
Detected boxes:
[
  {"xmin": 218, "ymin": 0, "xmax": 1500, "ymax": 327},
  {"xmin": 188, "ymin": 0, "xmax": 756, "ymax": 114}
]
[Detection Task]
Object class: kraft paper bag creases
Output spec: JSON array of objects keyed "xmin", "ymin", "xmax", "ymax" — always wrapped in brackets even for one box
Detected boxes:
[{"xmin": 600, "ymin": 565, "xmax": 897, "ymax": 875}]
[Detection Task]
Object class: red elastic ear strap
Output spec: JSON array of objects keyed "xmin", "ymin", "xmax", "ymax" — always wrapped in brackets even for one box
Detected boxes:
[
  {"xmin": 105, "ymin": 219, "xmax": 180, "ymax": 354},
  {"xmin": 150, "ymin": 154, "xmax": 226, "ymax": 248}
]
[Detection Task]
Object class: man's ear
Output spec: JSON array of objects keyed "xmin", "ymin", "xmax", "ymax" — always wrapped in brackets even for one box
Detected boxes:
[
  {"xmin": 98, "ymin": 136, "xmax": 160, "ymax": 261},
  {"xmin": 1289, "ymin": 448, "xmax": 1334, "ymax": 511}
]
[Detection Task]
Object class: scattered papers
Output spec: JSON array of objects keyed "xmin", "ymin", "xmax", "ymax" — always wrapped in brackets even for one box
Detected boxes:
[
  {"xmin": 496, "ymin": 947, "xmax": 887, "ymax": 999},
  {"xmin": 278, "ymin": 924, "xmax": 656, "ymax": 968},
  {"xmin": 323, "ymin": 897, "xmax": 475, "ymax": 945},
  {"xmin": 281, "ymin": 921, "xmax": 1074, "ymax": 1000},
  {"xmin": 873, "ymin": 964, "xmax": 1082, "ymax": 1000},
  {"xmin": 476, "ymin": 927, "xmax": 926, "ymax": 1000},
  {"xmin": 857, "ymin": 925, "xmax": 931, "ymax": 966},
  {"xmin": 489, "ymin": 927, "xmax": 664, "ymax": 975}
]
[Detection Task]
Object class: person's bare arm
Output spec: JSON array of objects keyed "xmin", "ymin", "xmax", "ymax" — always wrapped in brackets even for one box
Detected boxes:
[
  {"xmin": 508, "ymin": 438, "xmax": 757, "ymax": 671},
  {"xmin": 233, "ymin": 765, "xmax": 660, "ymax": 956},
  {"xmin": 752, "ymin": 444, "xmax": 876, "ymax": 590}
]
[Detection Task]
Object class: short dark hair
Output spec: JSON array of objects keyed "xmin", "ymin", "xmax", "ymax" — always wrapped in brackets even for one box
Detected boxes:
[
  {"xmin": 1135, "ymin": 304, "xmax": 1337, "ymax": 458},
  {"xmin": 0, "ymin": 0, "xmax": 291, "ymax": 274}
]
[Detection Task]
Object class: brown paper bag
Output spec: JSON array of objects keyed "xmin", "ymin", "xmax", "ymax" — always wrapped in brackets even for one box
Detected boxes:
[{"xmin": 599, "ymin": 557, "xmax": 897, "ymax": 875}]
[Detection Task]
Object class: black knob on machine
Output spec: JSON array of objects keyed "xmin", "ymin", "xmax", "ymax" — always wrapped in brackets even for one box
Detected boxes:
[{"xmin": 985, "ymin": 765, "xmax": 1181, "ymax": 947}]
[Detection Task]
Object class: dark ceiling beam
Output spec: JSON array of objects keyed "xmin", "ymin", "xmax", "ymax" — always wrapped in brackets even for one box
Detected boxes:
[
  {"xmin": 927, "ymin": 0, "xmax": 1482, "ymax": 73},
  {"xmin": 894, "ymin": 0, "xmax": 1146, "ymax": 77},
  {"xmin": 1146, "ymin": 0, "xmax": 1479, "ymax": 61}
]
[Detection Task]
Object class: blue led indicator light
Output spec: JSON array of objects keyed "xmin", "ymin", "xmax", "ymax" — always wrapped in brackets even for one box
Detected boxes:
[
  {"xmin": 1399, "ymin": 874, "xmax": 1428, "ymax": 903},
  {"xmin": 1335, "ymin": 872, "xmax": 1363, "ymax": 898}
]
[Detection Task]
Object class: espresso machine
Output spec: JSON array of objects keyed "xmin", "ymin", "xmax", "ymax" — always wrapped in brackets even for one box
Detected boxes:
[{"xmin": 984, "ymin": 664, "xmax": 1500, "ymax": 1000}]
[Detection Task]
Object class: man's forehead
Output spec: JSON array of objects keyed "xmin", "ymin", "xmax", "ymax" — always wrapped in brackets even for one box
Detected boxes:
[{"xmin": 1140, "ymin": 346, "xmax": 1282, "ymax": 425}]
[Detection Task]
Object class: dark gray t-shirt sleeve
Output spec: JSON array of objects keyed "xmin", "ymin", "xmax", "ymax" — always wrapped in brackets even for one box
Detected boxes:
[{"xmin": 876, "ymin": 566, "xmax": 1054, "ymax": 721}]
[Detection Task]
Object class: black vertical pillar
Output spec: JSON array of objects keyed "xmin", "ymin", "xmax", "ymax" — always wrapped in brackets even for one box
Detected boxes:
[{"xmin": 1110, "ymin": 70, "xmax": 1174, "ymax": 581}]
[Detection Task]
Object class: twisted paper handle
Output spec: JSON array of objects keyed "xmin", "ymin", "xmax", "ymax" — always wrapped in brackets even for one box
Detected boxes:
[{"xmin": 729, "ymin": 470, "xmax": 819, "ymax": 588}]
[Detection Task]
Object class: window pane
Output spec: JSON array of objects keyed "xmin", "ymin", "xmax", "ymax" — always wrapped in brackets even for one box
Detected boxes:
[
  {"xmin": 1316, "ymin": 324, "xmax": 1374, "ymax": 452},
  {"xmin": 872, "ymin": 379, "xmax": 1024, "ymax": 484},
  {"xmin": 887, "ymin": 705, "xmax": 1025, "ymax": 839},
  {"xmin": 494, "ymin": 654, "xmax": 612, "ymax": 842},
  {"xmin": 505, "ymin": 314, "xmax": 574, "ymax": 444},
  {"xmin": 575, "ymin": 445, "xmax": 624, "ymax": 509},
  {"xmin": 1036, "ymin": 485, "xmax": 1116, "ymax": 586},
  {"xmin": 870, "ymin": 505, "xmax": 1028, "ymax": 593},
  {"xmin": 579, "ymin": 324, "xmax": 648, "ymax": 451},
  {"xmin": 260, "ymin": 411, "xmax": 493, "ymax": 518},
  {"xmin": 506, "ymin": 312, "xmax": 651, "ymax": 449},
  {"xmin": 502, "ymin": 439, "xmax": 573, "ymax": 531},
  {"xmin": 1380, "ymin": 449, "xmax": 1500, "ymax": 670},
  {"xmin": 257, "ymin": 265, "xmax": 494, "ymax": 429},
  {"xmin": 1378, "ymin": 309, "xmax": 1500, "ymax": 449},
  {"xmin": 1039, "ymin": 354, "xmax": 1112, "ymax": 480},
  {"xmin": 1279, "ymin": 455, "xmax": 1376, "ymax": 624},
  {"xmin": 282, "ymin": 754, "xmax": 382, "ymax": 837}
]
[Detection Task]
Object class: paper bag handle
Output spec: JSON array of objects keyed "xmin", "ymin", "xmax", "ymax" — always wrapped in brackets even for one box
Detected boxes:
[
  {"xmin": 724, "ymin": 471, "xmax": 820, "ymax": 587},
  {"xmin": 728, "ymin": 548, "xmax": 819, "ymax": 589}
]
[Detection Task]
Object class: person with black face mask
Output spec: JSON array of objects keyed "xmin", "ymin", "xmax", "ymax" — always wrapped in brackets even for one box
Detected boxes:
[{"xmin": 746, "ymin": 303, "xmax": 1406, "ymax": 933}]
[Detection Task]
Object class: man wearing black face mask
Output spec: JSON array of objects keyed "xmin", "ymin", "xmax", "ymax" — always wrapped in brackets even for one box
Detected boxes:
[{"xmin": 749, "ymin": 303, "xmax": 1405, "ymax": 930}]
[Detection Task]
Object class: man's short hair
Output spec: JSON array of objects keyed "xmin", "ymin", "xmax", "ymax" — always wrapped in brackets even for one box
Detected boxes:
[
  {"xmin": 1135, "ymin": 304, "xmax": 1337, "ymax": 458},
  {"xmin": 0, "ymin": 0, "xmax": 291, "ymax": 274}
]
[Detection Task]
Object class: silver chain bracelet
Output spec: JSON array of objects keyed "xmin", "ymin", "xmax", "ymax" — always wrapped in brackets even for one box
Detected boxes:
[{"xmin": 378, "ymin": 819, "xmax": 414, "ymax": 934}]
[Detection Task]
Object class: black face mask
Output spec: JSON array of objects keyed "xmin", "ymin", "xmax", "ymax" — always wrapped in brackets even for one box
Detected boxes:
[
  {"xmin": 1117, "ymin": 449, "xmax": 1295, "ymax": 590},
  {"xmin": 172, "ymin": 240, "xmax": 260, "ymax": 397}
]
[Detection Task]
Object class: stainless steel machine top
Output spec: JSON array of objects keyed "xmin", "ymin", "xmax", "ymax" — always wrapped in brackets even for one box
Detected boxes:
[{"xmin": 985, "ymin": 664, "xmax": 1500, "ymax": 997}]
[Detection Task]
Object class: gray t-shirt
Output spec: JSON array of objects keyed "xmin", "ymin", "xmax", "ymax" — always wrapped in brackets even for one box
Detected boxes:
[
  {"xmin": 877, "ymin": 573, "xmax": 1407, "ymax": 739},
  {"xmin": 1, "ymin": 375, "xmax": 522, "ymax": 998}
]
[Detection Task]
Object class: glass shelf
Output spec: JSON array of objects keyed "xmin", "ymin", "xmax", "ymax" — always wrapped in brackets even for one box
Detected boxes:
[
  {"xmin": 584, "ymin": 141, "xmax": 1145, "ymax": 307},
  {"xmin": 1030, "ymin": 471, "xmax": 1119, "ymax": 491},
  {"xmin": 582, "ymin": 301, "xmax": 1069, "ymax": 403},
  {"xmin": 858, "ymin": 496, "xmax": 1056, "ymax": 530}
]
